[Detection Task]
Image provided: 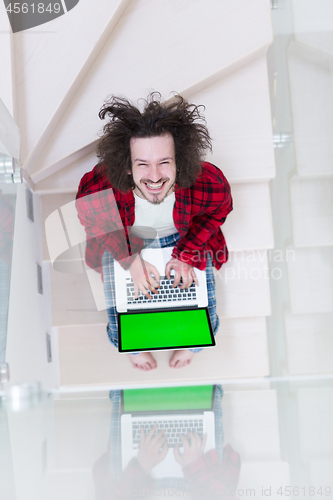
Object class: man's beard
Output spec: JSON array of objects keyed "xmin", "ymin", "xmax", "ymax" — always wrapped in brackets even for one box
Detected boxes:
[{"xmin": 134, "ymin": 180, "xmax": 175, "ymax": 205}]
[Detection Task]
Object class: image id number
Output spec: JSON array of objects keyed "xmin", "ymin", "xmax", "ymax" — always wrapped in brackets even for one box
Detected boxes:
[
  {"xmin": 277, "ymin": 486, "xmax": 331, "ymax": 496},
  {"xmin": 6, "ymin": 3, "xmax": 62, "ymax": 14}
]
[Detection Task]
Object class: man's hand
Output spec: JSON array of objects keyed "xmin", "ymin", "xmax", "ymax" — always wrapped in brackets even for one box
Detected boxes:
[
  {"xmin": 174, "ymin": 432, "xmax": 207, "ymax": 467},
  {"xmin": 165, "ymin": 258, "xmax": 199, "ymax": 289},
  {"xmin": 137, "ymin": 425, "xmax": 168, "ymax": 473},
  {"xmin": 129, "ymin": 254, "xmax": 160, "ymax": 299}
]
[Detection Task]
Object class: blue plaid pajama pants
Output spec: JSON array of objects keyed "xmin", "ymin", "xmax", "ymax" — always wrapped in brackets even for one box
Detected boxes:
[{"xmin": 101, "ymin": 232, "xmax": 219, "ymax": 353}]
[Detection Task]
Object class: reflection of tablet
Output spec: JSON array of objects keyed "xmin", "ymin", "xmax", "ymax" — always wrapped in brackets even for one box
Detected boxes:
[{"xmin": 117, "ymin": 307, "xmax": 215, "ymax": 352}]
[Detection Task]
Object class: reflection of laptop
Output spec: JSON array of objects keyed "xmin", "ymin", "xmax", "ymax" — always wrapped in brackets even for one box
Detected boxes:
[
  {"xmin": 121, "ymin": 385, "xmax": 216, "ymax": 478},
  {"xmin": 114, "ymin": 247, "xmax": 215, "ymax": 352}
]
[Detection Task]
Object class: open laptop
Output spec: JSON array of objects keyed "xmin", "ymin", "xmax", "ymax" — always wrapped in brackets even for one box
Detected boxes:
[
  {"xmin": 121, "ymin": 385, "xmax": 216, "ymax": 478},
  {"xmin": 113, "ymin": 247, "xmax": 215, "ymax": 352},
  {"xmin": 114, "ymin": 247, "xmax": 208, "ymax": 312}
]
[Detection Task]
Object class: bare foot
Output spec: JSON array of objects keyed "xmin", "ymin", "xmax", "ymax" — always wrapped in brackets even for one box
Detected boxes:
[
  {"xmin": 169, "ymin": 349, "xmax": 195, "ymax": 368},
  {"xmin": 127, "ymin": 352, "xmax": 157, "ymax": 371}
]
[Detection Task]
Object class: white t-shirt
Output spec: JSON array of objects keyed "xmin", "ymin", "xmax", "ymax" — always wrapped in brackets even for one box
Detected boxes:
[{"xmin": 131, "ymin": 191, "xmax": 177, "ymax": 238}]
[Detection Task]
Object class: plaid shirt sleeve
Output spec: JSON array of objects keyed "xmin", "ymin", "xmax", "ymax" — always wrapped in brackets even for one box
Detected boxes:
[
  {"xmin": 76, "ymin": 166, "xmax": 144, "ymax": 271},
  {"xmin": 182, "ymin": 445, "xmax": 241, "ymax": 499},
  {"xmin": 172, "ymin": 163, "xmax": 233, "ymax": 270},
  {"xmin": 93, "ymin": 454, "xmax": 154, "ymax": 500}
]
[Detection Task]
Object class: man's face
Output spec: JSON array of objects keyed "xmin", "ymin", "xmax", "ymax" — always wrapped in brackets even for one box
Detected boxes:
[{"xmin": 129, "ymin": 133, "xmax": 177, "ymax": 205}]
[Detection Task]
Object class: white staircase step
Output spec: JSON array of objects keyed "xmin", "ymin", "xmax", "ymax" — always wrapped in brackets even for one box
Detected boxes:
[
  {"xmin": 191, "ymin": 54, "xmax": 275, "ymax": 183},
  {"xmin": 287, "ymin": 40, "xmax": 333, "ymax": 177},
  {"xmin": 297, "ymin": 387, "xmax": 333, "ymax": 461},
  {"xmin": 58, "ymin": 317, "xmax": 269, "ymax": 387},
  {"xmin": 224, "ymin": 182, "xmax": 274, "ymax": 252},
  {"xmin": 217, "ymin": 317, "xmax": 270, "ymax": 378},
  {"xmin": 42, "ymin": 193, "xmax": 77, "ymax": 261},
  {"xmin": 290, "ymin": 177, "xmax": 333, "ymax": 247},
  {"xmin": 27, "ymin": 0, "xmax": 273, "ymax": 181},
  {"xmin": 284, "ymin": 311, "xmax": 333, "ymax": 376},
  {"xmin": 36, "ymin": 152, "xmax": 98, "ymax": 195},
  {"xmin": 222, "ymin": 390, "xmax": 281, "ymax": 461},
  {"xmin": 287, "ymin": 246, "xmax": 333, "ymax": 314},
  {"xmin": 217, "ymin": 250, "xmax": 272, "ymax": 318},
  {"xmin": 49, "ymin": 262, "xmax": 108, "ymax": 327},
  {"xmin": 15, "ymin": 0, "xmax": 129, "ymax": 165}
]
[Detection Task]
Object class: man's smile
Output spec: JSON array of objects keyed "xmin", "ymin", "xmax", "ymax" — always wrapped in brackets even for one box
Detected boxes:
[{"xmin": 142, "ymin": 180, "xmax": 168, "ymax": 191}]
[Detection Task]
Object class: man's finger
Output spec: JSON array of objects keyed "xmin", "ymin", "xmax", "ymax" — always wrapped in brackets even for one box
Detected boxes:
[
  {"xmin": 146, "ymin": 276, "xmax": 160, "ymax": 294},
  {"xmin": 138, "ymin": 282, "xmax": 153, "ymax": 299},
  {"xmin": 140, "ymin": 426, "xmax": 146, "ymax": 444},
  {"xmin": 146, "ymin": 424, "xmax": 158, "ymax": 440},
  {"xmin": 172, "ymin": 272, "xmax": 181, "ymax": 288},
  {"xmin": 159, "ymin": 441, "xmax": 168, "ymax": 462},
  {"xmin": 179, "ymin": 434, "xmax": 190, "ymax": 450},
  {"xmin": 150, "ymin": 428, "xmax": 165, "ymax": 445},
  {"xmin": 165, "ymin": 262, "xmax": 171, "ymax": 280},
  {"xmin": 156, "ymin": 434, "xmax": 167, "ymax": 449},
  {"xmin": 200, "ymin": 433, "xmax": 207, "ymax": 453},
  {"xmin": 179, "ymin": 273, "xmax": 190, "ymax": 290},
  {"xmin": 192, "ymin": 432, "xmax": 202, "ymax": 448},
  {"xmin": 191, "ymin": 269, "xmax": 199, "ymax": 286},
  {"xmin": 186, "ymin": 432, "xmax": 195, "ymax": 447},
  {"xmin": 149, "ymin": 265, "xmax": 160, "ymax": 285}
]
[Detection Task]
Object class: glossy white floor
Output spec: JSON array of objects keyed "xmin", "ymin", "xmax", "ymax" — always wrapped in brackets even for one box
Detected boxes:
[{"xmin": 1, "ymin": 378, "xmax": 333, "ymax": 500}]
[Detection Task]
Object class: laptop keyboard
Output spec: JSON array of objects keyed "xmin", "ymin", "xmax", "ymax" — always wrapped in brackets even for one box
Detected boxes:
[
  {"xmin": 126, "ymin": 275, "xmax": 197, "ymax": 305},
  {"xmin": 132, "ymin": 417, "xmax": 204, "ymax": 449}
]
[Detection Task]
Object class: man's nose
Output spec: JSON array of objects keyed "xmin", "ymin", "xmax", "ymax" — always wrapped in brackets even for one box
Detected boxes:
[{"xmin": 148, "ymin": 165, "xmax": 162, "ymax": 181}]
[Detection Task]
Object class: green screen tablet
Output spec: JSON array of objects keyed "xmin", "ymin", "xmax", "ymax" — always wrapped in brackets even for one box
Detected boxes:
[{"xmin": 118, "ymin": 307, "xmax": 215, "ymax": 352}]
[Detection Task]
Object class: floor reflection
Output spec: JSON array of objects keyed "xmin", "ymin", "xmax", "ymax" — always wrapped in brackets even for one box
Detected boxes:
[
  {"xmin": 1, "ymin": 380, "xmax": 333, "ymax": 500},
  {"xmin": 93, "ymin": 385, "xmax": 240, "ymax": 498}
]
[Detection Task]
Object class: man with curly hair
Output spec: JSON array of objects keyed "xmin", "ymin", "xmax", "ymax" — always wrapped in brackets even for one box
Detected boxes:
[{"xmin": 76, "ymin": 93, "xmax": 232, "ymax": 371}]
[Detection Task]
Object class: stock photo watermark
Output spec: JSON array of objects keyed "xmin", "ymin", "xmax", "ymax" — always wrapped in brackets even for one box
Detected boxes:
[
  {"xmin": 213, "ymin": 249, "xmax": 296, "ymax": 284},
  {"xmin": 130, "ymin": 485, "xmax": 332, "ymax": 497},
  {"xmin": 177, "ymin": 248, "xmax": 296, "ymax": 283},
  {"xmin": 3, "ymin": 0, "xmax": 80, "ymax": 33}
]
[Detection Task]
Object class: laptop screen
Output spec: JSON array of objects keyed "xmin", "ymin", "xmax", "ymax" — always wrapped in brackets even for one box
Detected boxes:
[
  {"xmin": 118, "ymin": 307, "xmax": 214, "ymax": 352},
  {"xmin": 123, "ymin": 385, "xmax": 214, "ymax": 413}
]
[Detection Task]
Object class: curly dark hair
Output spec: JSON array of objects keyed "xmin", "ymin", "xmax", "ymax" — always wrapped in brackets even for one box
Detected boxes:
[{"xmin": 96, "ymin": 92, "xmax": 212, "ymax": 192}]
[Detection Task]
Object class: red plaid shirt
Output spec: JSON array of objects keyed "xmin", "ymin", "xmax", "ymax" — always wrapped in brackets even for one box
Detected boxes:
[
  {"xmin": 76, "ymin": 161, "xmax": 232, "ymax": 271},
  {"xmin": 92, "ymin": 445, "xmax": 241, "ymax": 500}
]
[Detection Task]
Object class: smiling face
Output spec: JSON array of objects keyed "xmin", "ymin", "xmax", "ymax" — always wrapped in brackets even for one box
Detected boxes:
[{"xmin": 129, "ymin": 133, "xmax": 177, "ymax": 205}]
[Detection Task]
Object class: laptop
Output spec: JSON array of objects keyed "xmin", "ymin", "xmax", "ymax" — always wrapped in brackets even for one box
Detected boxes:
[
  {"xmin": 113, "ymin": 247, "xmax": 215, "ymax": 352},
  {"xmin": 120, "ymin": 385, "xmax": 216, "ymax": 478}
]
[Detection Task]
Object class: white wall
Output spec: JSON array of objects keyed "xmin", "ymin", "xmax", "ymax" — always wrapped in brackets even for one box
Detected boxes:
[{"xmin": 6, "ymin": 183, "xmax": 59, "ymax": 389}]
